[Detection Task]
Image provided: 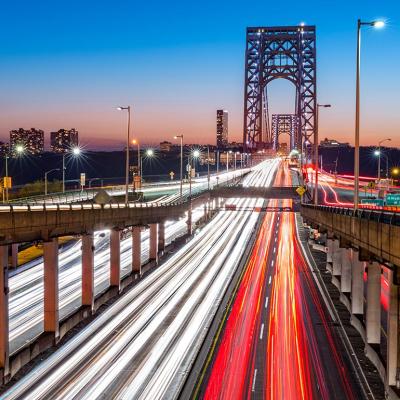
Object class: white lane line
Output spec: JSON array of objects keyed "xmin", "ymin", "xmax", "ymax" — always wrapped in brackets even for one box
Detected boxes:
[
  {"xmin": 252, "ymin": 369, "xmax": 258, "ymax": 392},
  {"xmin": 273, "ymin": 246, "xmax": 276, "ymax": 254},
  {"xmin": 274, "ymin": 237, "xmax": 277, "ymax": 243},
  {"xmin": 260, "ymin": 323, "xmax": 265, "ymax": 340},
  {"xmin": 268, "ymin": 276, "xmax": 272, "ymax": 285},
  {"xmin": 271, "ymin": 260, "xmax": 274, "ymax": 267},
  {"xmin": 265, "ymin": 296, "xmax": 269, "ymax": 309}
]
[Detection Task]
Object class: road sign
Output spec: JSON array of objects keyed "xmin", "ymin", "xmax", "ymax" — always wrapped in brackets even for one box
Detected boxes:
[
  {"xmin": 386, "ymin": 193, "xmax": 400, "ymax": 206},
  {"xmin": 169, "ymin": 171, "xmax": 175, "ymax": 180},
  {"xmin": 361, "ymin": 198, "xmax": 384, "ymax": 206},
  {"xmin": 80, "ymin": 173, "xmax": 86, "ymax": 187},
  {"xmin": 3, "ymin": 176, "xmax": 11, "ymax": 189},
  {"xmin": 367, "ymin": 181, "xmax": 376, "ymax": 189},
  {"xmin": 296, "ymin": 186, "xmax": 306, "ymax": 196}
]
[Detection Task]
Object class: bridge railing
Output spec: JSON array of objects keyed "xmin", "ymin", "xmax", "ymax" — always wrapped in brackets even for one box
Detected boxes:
[{"xmin": 301, "ymin": 203, "xmax": 400, "ymax": 226}]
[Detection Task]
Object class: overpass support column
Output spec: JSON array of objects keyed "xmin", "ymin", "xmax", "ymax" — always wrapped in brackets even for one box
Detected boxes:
[
  {"xmin": 158, "ymin": 222, "xmax": 165, "ymax": 254},
  {"xmin": 43, "ymin": 238, "xmax": 59, "ymax": 339},
  {"xmin": 331, "ymin": 240, "xmax": 341, "ymax": 276},
  {"xmin": 0, "ymin": 246, "xmax": 9, "ymax": 375},
  {"xmin": 366, "ymin": 262, "xmax": 381, "ymax": 344},
  {"xmin": 351, "ymin": 252, "xmax": 364, "ymax": 315},
  {"xmin": 110, "ymin": 229, "xmax": 121, "ymax": 291},
  {"xmin": 150, "ymin": 224, "xmax": 159, "ymax": 263},
  {"xmin": 81, "ymin": 234, "xmax": 94, "ymax": 311},
  {"xmin": 387, "ymin": 270, "xmax": 399, "ymax": 387},
  {"xmin": 340, "ymin": 248, "xmax": 352, "ymax": 293},
  {"xmin": 326, "ymin": 238, "xmax": 334, "ymax": 268},
  {"xmin": 132, "ymin": 227, "xmax": 141, "ymax": 274}
]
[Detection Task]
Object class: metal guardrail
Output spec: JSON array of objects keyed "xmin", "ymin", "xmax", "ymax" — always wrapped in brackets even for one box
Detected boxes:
[{"xmin": 301, "ymin": 204, "xmax": 400, "ymax": 226}]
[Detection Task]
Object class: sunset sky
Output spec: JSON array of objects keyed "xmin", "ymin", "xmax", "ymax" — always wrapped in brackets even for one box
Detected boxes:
[{"xmin": 0, "ymin": 0, "xmax": 399, "ymax": 149}]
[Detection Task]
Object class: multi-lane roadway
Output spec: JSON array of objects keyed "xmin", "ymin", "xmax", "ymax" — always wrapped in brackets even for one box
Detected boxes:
[
  {"xmin": 202, "ymin": 166, "xmax": 366, "ymax": 400},
  {"xmin": 2, "ymin": 159, "xmax": 280, "ymax": 399}
]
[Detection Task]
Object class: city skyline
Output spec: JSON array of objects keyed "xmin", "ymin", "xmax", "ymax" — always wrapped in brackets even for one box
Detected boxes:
[{"xmin": 1, "ymin": 0, "xmax": 400, "ymax": 148}]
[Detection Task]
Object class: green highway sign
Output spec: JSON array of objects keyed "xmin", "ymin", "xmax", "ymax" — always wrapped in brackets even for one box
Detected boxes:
[
  {"xmin": 361, "ymin": 198, "xmax": 384, "ymax": 206},
  {"xmin": 386, "ymin": 194, "xmax": 400, "ymax": 206}
]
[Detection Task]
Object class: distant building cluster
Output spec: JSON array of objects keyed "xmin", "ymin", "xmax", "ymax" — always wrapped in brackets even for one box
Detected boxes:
[
  {"xmin": 10, "ymin": 128, "xmax": 44, "ymax": 155},
  {"xmin": 50, "ymin": 129, "xmax": 79, "ymax": 153},
  {"xmin": 216, "ymin": 110, "xmax": 228, "ymax": 149},
  {"xmin": 2, "ymin": 128, "xmax": 79, "ymax": 157},
  {"xmin": 320, "ymin": 138, "xmax": 350, "ymax": 148}
]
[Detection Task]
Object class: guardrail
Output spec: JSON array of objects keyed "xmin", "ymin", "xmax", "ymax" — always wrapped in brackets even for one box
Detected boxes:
[
  {"xmin": 301, "ymin": 204, "xmax": 400, "ymax": 226},
  {"xmin": 301, "ymin": 203, "xmax": 400, "ymax": 269}
]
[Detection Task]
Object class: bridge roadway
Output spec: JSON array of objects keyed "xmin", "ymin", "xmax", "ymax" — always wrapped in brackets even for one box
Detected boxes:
[
  {"xmin": 0, "ymin": 160, "xmax": 280, "ymax": 398},
  {"xmin": 0, "ymin": 164, "xmax": 291, "ymax": 246},
  {"xmin": 0, "ymin": 159, "xmax": 280, "ymax": 386}
]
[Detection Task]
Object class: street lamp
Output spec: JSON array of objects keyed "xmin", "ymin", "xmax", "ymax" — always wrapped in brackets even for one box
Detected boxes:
[
  {"xmin": 375, "ymin": 138, "xmax": 391, "ymax": 184},
  {"xmin": 374, "ymin": 150, "xmax": 389, "ymax": 182},
  {"xmin": 141, "ymin": 148, "xmax": 154, "ymax": 180},
  {"xmin": 314, "ymin": 103, "xmax": 331, "ymax": 205},
  {"xmin": 62, "ymin": 147, "xmax": 81, "ymax": 193},
  {"xmin": 44, "ymin": 168, "xmax": 60, "ymax": 196},
  {"xmin": 174, "ymin": 135, "xmax": 184, "ymax": 197},
  {"xmin": 189, "ymin": 149, "xmax": 200, "ymax": 199},
  {"xmin": 132, "ymin": 139, "xmax": 141, "ymax": 185},
  {"xmin": 354, "ymin": 18, "xmax": 385, "ymax": 210},
  {"xmin": 117, "ymin": 105, "xmax": 131, "ymax": 204}
]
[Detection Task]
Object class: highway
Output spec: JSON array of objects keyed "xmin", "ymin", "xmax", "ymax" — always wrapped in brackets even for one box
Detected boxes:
[
  {"xmin": 7, "ymin": 165, "xmax": 261, "ymax": 353},
  {"xmin": 9, "ymin": 168, "xmax": 250, "ymax": 206},
  {"xmin": 8, "ymin": 205, "xmax": 205, "ymax": 354},
  {"xmin": 1, "ymin": 159, "xmax": 278, "ymax": 399},
  {"xmin": 202, "ymin": 167, "xmax": 365, "ymax": 399}
]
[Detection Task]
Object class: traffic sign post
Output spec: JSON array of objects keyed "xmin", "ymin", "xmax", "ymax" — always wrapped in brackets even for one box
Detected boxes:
[
  {"xmin": 169, "ymin": 171, "xmax": 175, "ymax": 181},
  {"xmin": 80, "ymin": 173, "xmax": 86, "ymax": 191},
  {"xmin": 386, "ymin": 193, "xmax": 400, "ymax": 206},
  {"xmin": 361, "ymin": 198, "xmax": 384, "ymax": 206}
]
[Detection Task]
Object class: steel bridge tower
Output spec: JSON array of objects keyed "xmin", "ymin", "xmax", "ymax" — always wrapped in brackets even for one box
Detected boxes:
[
  {"xmin": 243, "ymin": 25, "xmax": 316, "ymax": 157},
  {"xmin": 271, "ymin": 114, "xmax": 299, "ymax": 151}
]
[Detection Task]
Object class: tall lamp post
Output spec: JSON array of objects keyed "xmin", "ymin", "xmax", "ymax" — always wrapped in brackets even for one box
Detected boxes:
[
  {"xmin": 45, "ymin": 168, "xmax": 60, "ymax": 196},
  {"xmin": 141, "ymin": 149, "xmax": 154, "ymax": 180},
  {"xmin": 62, "ymin": 147, "xmax": 81, "ymax": 193},
  {"xmin": 375, "ymin": 138, "xmax": 391, "ymax": 184},
  {"xmin": 354, "ymin": 19, "xmax": 384, "ymax": 210},
  {"xmin": 132, "ymin": 139, "xmax": 141, "ymax": 183},
  {"xmin": 117, "ymin": 106, "xmax": 131, "ymax": 204},
  {"xmin": 174, "ymin": 135, "xmax": 184, "ymax": 197},
  {"xmin": 314, "ymin": 103, "xmax": 331, "ymax": 205}
]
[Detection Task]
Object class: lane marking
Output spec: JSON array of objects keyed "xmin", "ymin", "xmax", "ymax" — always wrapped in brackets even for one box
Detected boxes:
[
  {"xmin": 273, "ymin": 246, "xmax": 276, "ymax": 254},
  {"xmin": 265, "ymin": 296, "xmax": 269, "ymax": 309},
  {"xmin": 260, "ymin": 323, "xmax": 265, "ymax": 340},
  {"xmin": 268, "ymin": 276, "xmax": 272, "ymax": 285},
  {"xmin": 274, "ymin": 237, "xmax": 277, "ymax": 243},
  {"xmin": 252, "ymin": 369, "xmax": 258, "ymax": 392},
  {"xmin": 271, "ymin": 260, "xmax": 274, "ymax": 267}
]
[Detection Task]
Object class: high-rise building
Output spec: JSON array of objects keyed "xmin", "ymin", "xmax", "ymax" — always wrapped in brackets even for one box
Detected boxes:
[
  {"xmin": 0, "ymin": 141, "xmax": 9, "ymax": 157},
  {"xmin": 50, "ymin": 129, "xmax": 79, "ymax": 153},
  {"xmin": 9, "ymin": 128, "xmax": 44, "ymax": 155},
  {"xmin": 216, "ymin": 110, "xmax": 228, "ymax": 149}
]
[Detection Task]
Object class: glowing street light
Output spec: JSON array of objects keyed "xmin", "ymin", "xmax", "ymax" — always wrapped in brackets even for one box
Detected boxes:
[
  {"xmin": 15, "ymin": 145, "xmax": 25, "ymax": 154},
  {"xmin": 173, "ymin": 134, "xmax": 184, "ymax": 197},
  {"xmin": 375, "ymin": 138, "xmax": 391, "ymax": 184},
  {"xmin": 354, "ymin": 18, "xmax": 385, "ymax": 209},
  {"xmin": 62, "ymin": 146, "xmax": 82, "ymax": 193},
  {"xmin": 192, "ymin": 149, "xmax": 200, "ymax": 158}
]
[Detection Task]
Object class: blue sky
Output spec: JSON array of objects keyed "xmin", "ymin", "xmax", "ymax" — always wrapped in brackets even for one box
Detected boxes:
[{"xmin": 0, "ymin": 0, "xmax": 399, "ymax": 148}]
